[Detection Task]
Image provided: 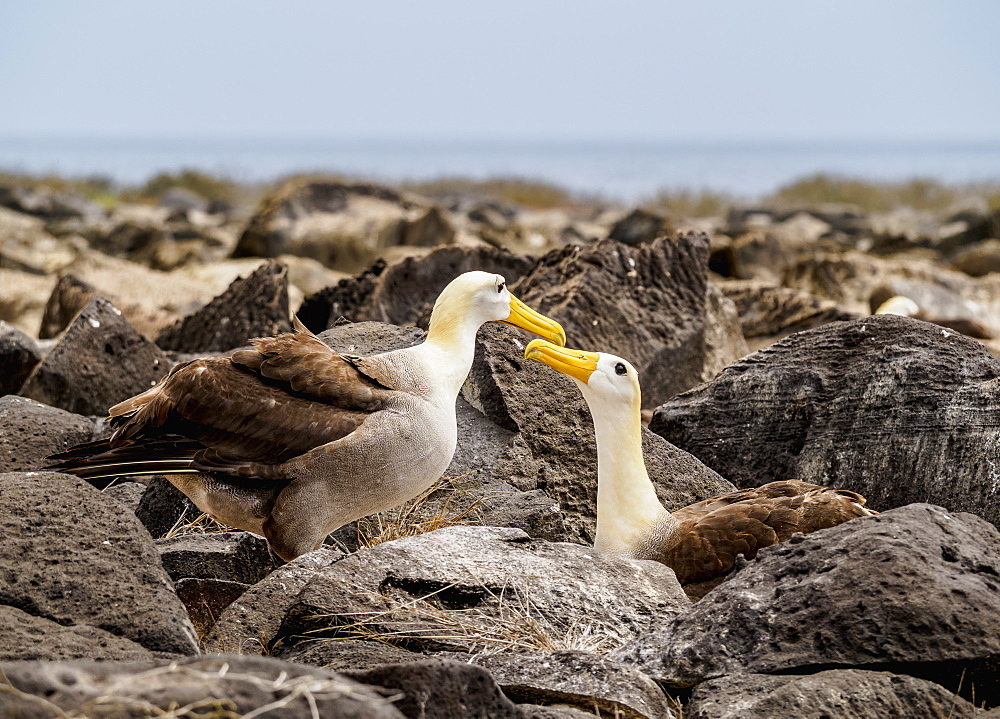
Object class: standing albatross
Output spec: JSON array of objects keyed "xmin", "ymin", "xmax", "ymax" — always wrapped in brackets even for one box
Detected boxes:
[
  {"xmin": 49, "ymin": 271, "xmax": 565, "ymax": 560},
  {"xmin": 525, "ymin": 339, "xmax": 876, "ymax": 600}
]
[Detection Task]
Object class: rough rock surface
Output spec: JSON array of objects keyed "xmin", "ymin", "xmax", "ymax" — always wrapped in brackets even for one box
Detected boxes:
[
  {"xmin": 613, "ymin": 504, "xmax": 1000, "ymax": 705},
  {"xmin": 0, "ymin": 655, "xmax": 406, "ymax": 718},
  {"xmin": 298, "ymin": 245, "xmax": 535, "ymax": 332},
  {"xmin": 607, "ymin": 208, "xmax": 673, "ymax": 246},
  {"xmin": 38, "ymin": 272, "xmax": 176, "ymax": 340},
  {"xmin": 134, "ymin": 474, "xmax": 197, "ymax": 538},
  {"xmin": 174, "ymin": 578, "xmax": 251, "ymax": 639},
  {"xmin": 0, "ymin": 395, "xmax": 94, "ymax": 472},
  {"xmin": 277, "ymin": 638, "xmax": 431, "ymax": 672},
  {"xmin": 273, "ymin": 526, "xmax": 690, "ymax": 655},
  {"xmin": 514, "ymin": 235, "xmax": 746, "ymax": 406},
  {"xmin": 471, "ymin": 651, "xmax": 675, "ymax": 719},
  {"xmin": 0, "ymin": 320, "xmax": 42, "ymax": 394},
  {"xmin": 233, "ymin": 179, "xmax": 454, "ymax": 273},
  {"xmin": 157, "ymin": 531, "xmax": 279, "ymax": 585},
  {"xmin": 686, "ymin": 670, "xmax": 979, "ymax": 719},
  {"xmin": 464, "ymin": 323, "xmax": 735, "ymax": 543},
  {"xmin": 649, "ymin": 315, "xmax": 1000, "ymax": 525},
  {"xmin": 204, "ymin": 547, "xmax": 344, "ymax": 655},
  {"xmin": 0, "ymin": 471, "xmax": 199, "ymax": 656},
  {"xmin": 0, "ymin": 605, "xmax": 155, "ymax": 662},
  {"xmin": 20, "ymin": 297, "xmax": 170, "ymax": 416},
  {"xmin": 156, "ymin": 259, "xmax": 292, "ymax": 352},
  {"xmin": 717, "ymin": 280, "xmax": 858, "ymax": 351},
  {"xmin": 345, "ymin": 659, "xmax": 527, "ymax": 719}
]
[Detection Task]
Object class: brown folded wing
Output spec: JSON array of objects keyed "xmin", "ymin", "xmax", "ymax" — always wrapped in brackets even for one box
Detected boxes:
[
  {"xmin": 653, "ymin": 480, "xmax": 874, "ymax": 596},
  {"xmin": 95, "ymin": 328, "xmax": 400, "ymax": 475}
]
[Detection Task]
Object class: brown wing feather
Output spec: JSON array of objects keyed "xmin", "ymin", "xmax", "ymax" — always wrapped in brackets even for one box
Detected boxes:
[
  {"xmin": 655, "ymin": 480, "xmax": 873, "ymax": 591},
  {"xmin": 57, "ymin": 326, "xmax": 402, "ymax": 479}
]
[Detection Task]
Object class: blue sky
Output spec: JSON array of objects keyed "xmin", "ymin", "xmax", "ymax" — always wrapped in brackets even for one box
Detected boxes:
[{"xmin": 2, "ymin": 1, "xmax": 999, "ymax": 143}]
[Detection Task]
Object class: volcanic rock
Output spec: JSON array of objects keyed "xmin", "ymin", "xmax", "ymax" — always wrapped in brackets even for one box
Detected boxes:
[
  {"xmin": 157, "ymin": 531, "xmax": 279, "ymax": 585},
  {"xmin": 607, "ymin": 208, "xmax": 673, "ymax": 246},
  {"xmin": 649, "ymin": 315, "xmax": 1000, "ymax": 525},
  {"xmin": 272, "ymin": 526, "xmax": 690, "ymax": 656},
  {"xmin": 0, "ymin": 395, "xmax": 94, "ymax": 472},
  {"xmin": 298, "ymin": 245, "xmax": 535, "ymax": 332},
  {"xmin": 0, "ymin": 655, "xmax": 406, "ymax": 718},
  {"xmin": 513, "ymin": 235, "xmax": 747, "ymax": 406},
  {"xmin": 0, "ymin": 471, "xmax": 199, "ymax": 656},
  {"xmin": 686, "ymin": 670, "xmax": 978, "ymax": 719},
  {"xmin": 21, "ymin": 297, "xmax": 170, "ymax": 416},
  {"xmin": 0, "ymin": 320, "xmax": 42, "ymax": 394},
  {"xmin": 614, "ymin": 504, "xmax": 1000, "ymax": 705},
  {"xmin": 0, "ymin": 605, "xmax": 155, "ymax": 662},
  {"xmin": 156, "ymin": 258, "xmax": 292, "ymax": 352}
]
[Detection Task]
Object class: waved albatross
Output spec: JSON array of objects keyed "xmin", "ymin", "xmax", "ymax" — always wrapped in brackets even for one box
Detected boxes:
[
  {"xmin": 525, "ymin": 339, "xmax": 876, "ymax": 600},
  {"xmin": 49, "ymin": 271, "xmax": 566, "ymax": 560}
]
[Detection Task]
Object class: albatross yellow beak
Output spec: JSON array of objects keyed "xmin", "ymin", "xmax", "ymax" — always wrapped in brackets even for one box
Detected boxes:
[
  {"xmin": 502, "ymin": 295, "xmax": 567, "ymax": 347},
  {"xmin": 524, "ymin": 338, "xmax": 599, "ymax": 384}
]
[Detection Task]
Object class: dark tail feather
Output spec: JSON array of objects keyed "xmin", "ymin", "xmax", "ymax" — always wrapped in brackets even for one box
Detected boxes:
[{"xmin": 46, "ymin": 436, "xmax": 203, "ymax": 488}]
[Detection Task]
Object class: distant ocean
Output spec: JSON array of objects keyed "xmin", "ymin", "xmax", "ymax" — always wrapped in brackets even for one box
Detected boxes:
[{"xmin": 1, "ymin": 137, "xmax": 998, "ymax": 202}]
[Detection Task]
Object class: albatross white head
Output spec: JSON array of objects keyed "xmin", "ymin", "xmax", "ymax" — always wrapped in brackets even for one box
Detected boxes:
[
  {"xmin": 524, "ymin": 339, "xmax": 670, "ymax": 553},
  {"xmin": 422, "ymin": 271, "xmax": 566, "ymax": 393}
]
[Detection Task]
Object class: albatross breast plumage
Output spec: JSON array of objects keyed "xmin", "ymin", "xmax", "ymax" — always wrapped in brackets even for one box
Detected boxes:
[
  {"xmin": 49, "ymin": 271, "xmax": 566, "ymax": 560},
  {"xmin": 524, "ymin": 339, "xmax": 876, "ymax": 600}
]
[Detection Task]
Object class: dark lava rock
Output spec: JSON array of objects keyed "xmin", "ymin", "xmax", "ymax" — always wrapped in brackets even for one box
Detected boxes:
[
  {"xmin": 345, "ymin": 659, "xmax": 526, "ymax": 719},
  {"xmin": 156, "ymin": 259, "xmax": 292, "ymax": 352},
  {"xmin": 273, "ymin": 526, "xmax": 689, "ymax": 656},
  {"xmin": 0, "ymin": 604, "xmax": 155, "ymax": 662},
  {"xmin": 0, "ymin": 471, "xmax": 199, "ymax": 656},
  {"xmin": 204, "ymin": 547, "xmax": 344, "ymax": 655},
  {"xmin": 613, "ymin": 504, "xmax": 1000, "ymax": 705},
  {"xmin": 650, "ymin": 314, "xmax": 1000, "ymax": 524},
  {"xmin": 0, "ymin": 395, "xmax": 94, "ymax": 472},
  {"xmin": 464, "ymin": 323, "xmax": 734, "ymax": 543},
  {"xmin": 0, "ymin": 320, "xmax": 42, "ymax": 394},
  {"xmin": 607, "ymin": 208, "xmax": 673, "ymax": 246},
  {"xmin": 157, "ymin": 531, "xmax": 279, "ymax": 585},
  {"xmin": 102, "ymin": 480, "xmax": 147, "ymax": 512},
  {"xmin": 0, "ymin": 655, "xmax": 406, "ymax": 718},
  {"xmin": 38, "ymin": 273, "xmax": 176, "ymax": 340},
  {"xmin": 0, "ymin": 183, "xmax": 102, "ymax": 221},
  {"xmin": 513, "ymin": 235, "xmax": 746, "ymax": 407},
  {"xmin": 174, "ymin": 578, "xmax": 251, "ymax": 639},
  {"xmin": 471, "ymin": 651, "xmax": 674, "ymax": 719},
  {"xmin": 686, "ymin": 669, "xmax": 979, "ymax": 719},
  {"xmin": 134, "ymin": 475, "xmax": 197, "ymax": 539},
  {"xmin": 298, "ymin": 245, "xmax": 535, "ymax": 332},
  {"xmin": 717, "ymin": 280, "xmax": 858, "ymax": 351},
  {"xmin": 316, "ymin": 320, "xmax": 427, "ymax": 355},
  {"xmin": 276, "ymin": 638, "xmax": 431, "ymax": 672},
  {"xmin": 20, "ymin": 297, "xmax": 170, "ymax": 416}
]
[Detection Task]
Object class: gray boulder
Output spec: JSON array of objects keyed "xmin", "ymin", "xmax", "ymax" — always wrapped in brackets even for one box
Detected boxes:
[
  {"xmin": 649, "ymin": 314, "xmax": 1000, "ymax": 525},
  {"xmin": 276, "ymin": 637, "xmax": 432, "ymax": 672},
  {"xmin": 156, "ymin": 259, "xmax": 292, "ymax": 352},
  {"xmin": 686, "ymin": 670, "xmax": 979, "ymax": 719},
  {"xmin": 471, "ymin": 651, "xmax": 675, "ymax": 719},
  {"xmin": 273, "ymin": 526, "xmax": 689, "ymax": 656},
  {"xmin": 613, "ymin": 504, "xmax": 1000, "ymax": 705},
  {"xmin": 0, "ymin": 320, "xmax": 42, "ymax": 395},
  {"xmin": 0, "ymin": 605, "xmax": 154, "ymax": 662},
  {"xmin": 0, "ymin": 471, "xmax": 199, "ymax": 656},
  {"xmin": 21, "ymin": 297, "xmax": 170, "ymax": 416},
  {"xmin": 0, "ymin": 395, "xmax": 94, "ymax": 472},
  {"xmin": 39, "ymin": 273, "xmax": 176, "ymax": 340},
  {"xmin": 513, "ymin": 235, "xmax": 747, "ymax": 407},
  {"xmin": 157, "ymin": 531, "xmax": 279, "ymax": 585},
  {"xmin": 0, "ymin": 655, "xmax": 406, "ymax": 718}
]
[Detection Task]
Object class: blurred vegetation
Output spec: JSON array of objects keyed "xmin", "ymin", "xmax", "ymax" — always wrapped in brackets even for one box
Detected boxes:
[
  {"xmin": 119, "ymin": 169, "xmax": 238, "ymax": 204},
  {"xmin": 642, "ymin": 188, "xmax": 734, "ymax": 218},
  {"xmin": 765, "ymin": 174, "xmax": 1000, "ymax": 213},
  {"xmin": 403, "ymin": 176, "xmax": 576, "ymax": 209}
]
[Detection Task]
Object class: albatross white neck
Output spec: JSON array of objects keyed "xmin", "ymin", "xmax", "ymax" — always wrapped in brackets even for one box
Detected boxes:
[{"xmin": 586, "ymin": 389, "xmax": 672, "ymax": 553}]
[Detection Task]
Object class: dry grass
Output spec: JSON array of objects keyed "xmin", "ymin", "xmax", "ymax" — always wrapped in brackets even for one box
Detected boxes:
[
  {"xmin": 353, "ymin": 472, "xmax": 493, "ymax": 549},
  {"xmin": 643, "ymin": 188, "xmax": 735, "ymax": 218},
  {"xmin": 766, "ymin": 174, "xmax": 1000, "ymax": 213},
  {"xmin": 310, "ymin": 579, "xmax": 635, "ymax": 656},
  {"xmin": 403, "ymin": 176, "xmax": 578, "ymax": 209},
  {"xmin": 159, "ymin": 509, "xmax": 235, "ymax": 540},
  {"xmin": 0, "ymin": 661, "xmax": 401, "ymax": 719}
]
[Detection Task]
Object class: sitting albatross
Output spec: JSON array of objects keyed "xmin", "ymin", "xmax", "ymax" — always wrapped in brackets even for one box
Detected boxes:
[
  {"xmin": 524, "ymin": 339, "xmax": 876, "ymax": 600},
  {"xmin": 49, "ymin": 271, "xmax": 565, "ymax": 560}
]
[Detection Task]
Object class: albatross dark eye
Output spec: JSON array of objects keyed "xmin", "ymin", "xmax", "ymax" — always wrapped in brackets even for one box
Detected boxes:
[
  {"xmin": 497, "ymin": 281, "xmax": 506, "ymax": 293},
  {"xmin": 615, "ymin": 362, "xmax": 627, "ymax": 376}
]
